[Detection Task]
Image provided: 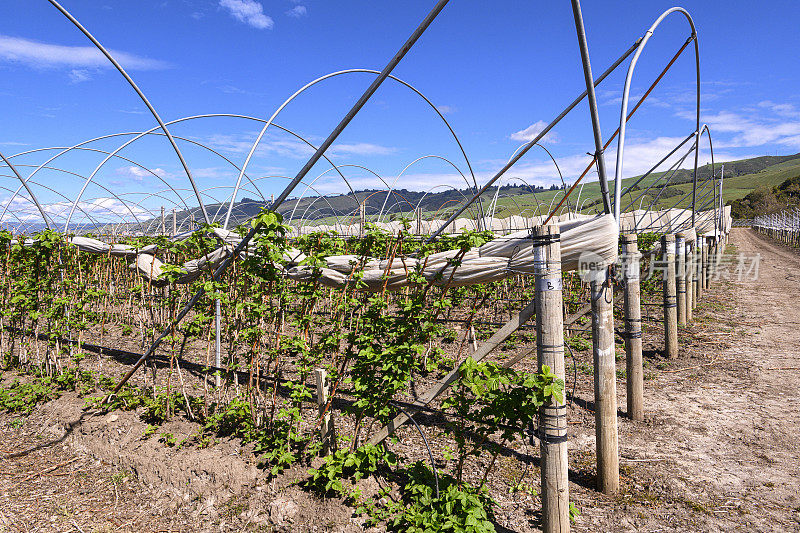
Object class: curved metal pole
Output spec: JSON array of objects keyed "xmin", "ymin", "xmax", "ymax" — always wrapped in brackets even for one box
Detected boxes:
[
  {"xmin": 6, "ymin": 163, "xmax": 152, "ymax": 234},
  {"xmin": 1, "ymin": 132, "xmax": 194, "ymax": 224},
  {"xmin": 156, "ymin": 117, "xmax": 362, "ymax": 223},
  {"xmin": 427, "ymin": 37, "xmax": 643, "ymax": 242},
  {"xmin": 0, "ymin": 184, "xmax": 51, "ymax": 231},
  {"xmin": 57, "ymin": 115, "xmax": 356, "ymax": 232},
  {"xmin": 411, "ymin": 185, "xmax": 475, "ymax": 232},
  {"xmin": 223, "ymin": 65, "xmax": 479, "ymax": 229},
  {"xmin": 0, "ymin": 151, "xmax": 52, "ymax": 229},
  {"xmin": 575, "ymin": 180, "xmax": 587, "ymax": 213},
  {"xmin": 46, "ymin": 0, "xmax": 210, "ymax": 224},
  {"xmin": 547, "ymin": 190, "xmax": 564, "ymax": 215},
  {"xmin": 613, "ymin": 7, "xmax": 699, "ymax": 224},
  {"xmin": 502, "ymin": 143, "xmax": 561, "ymax": 214},
  {"xmin": 698, "ymin": 125, "xmax": 716, "ymax": 232},
  {"xmin": 105, "ymin": 0, "xmax": 457, "ymax": 398},
  {"xmin": 492, "ymin": 175, "xmax": 544, "ymax": 219},
  {"xmin": 377, "ymin": 155, "xmax": 472, "ymax": 224},
  {"xmin": 6, "ymin": 144, "xmax": 193, "ymax": 219},
  {"xmin": 241, "ymin": 175, "xmax": 348, "ymax": 228},
  {"xmin": 288, "ymin": 165, "xmax": 384, "ymax": 223},
  {"xmin": 619, "ymin": 131, "xmax": 696, "ymax": 213}
]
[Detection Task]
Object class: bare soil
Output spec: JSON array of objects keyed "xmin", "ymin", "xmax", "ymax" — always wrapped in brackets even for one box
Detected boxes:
[{"xmin": 2, "ymin": 228, "xmax": 800, "ymax": 532}]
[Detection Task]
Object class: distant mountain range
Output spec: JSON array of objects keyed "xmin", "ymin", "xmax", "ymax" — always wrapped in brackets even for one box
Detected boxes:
[{"xmin": 11, "ymin": 152, "xmax": 800, "ymax": 234}]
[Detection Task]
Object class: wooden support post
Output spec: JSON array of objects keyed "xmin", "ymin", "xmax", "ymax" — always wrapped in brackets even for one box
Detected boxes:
[
  {"xmin": 675, "ymin": 233, "xmax": 687, "ymax": 326},
  {"xmin": 590, "ymin": 266, "xmax": 619, "ymax": 494},
  {"xmin": 661, "ymin": 234, "xmax": 678, "ymax": 359},
  {"xmin": 705, "ymin": 237, "xmax": 713, "ymax": 289},
  {"xmin": 416, "ymin": 208, "xmax": 422, "ymax": 235},
  {"xmin": 359, "ymin": 203, "xmax": 366, "ymax": 238},
  {"xmin": 691, "ymin": 240, "xmax": 699, "ymax": 308},
  {"xmin": 686, "ymin": 242, "xmax": 694, "ymax": 322},
  {"xmin": 621, "ymin": 234, "xmax": 643, "ymax": 421},
  {"xmin": 468, "ymin": 325, "xmax": 478, "ymax": 353},
  {"xmin": 172, "ymin": 208, "xmax": 177, "ymax": 237},
  {"xmin": 699, "ymin": 237, "xmax": 707, "ymax": 295},
  {"xmin": 533, "ymin": 225, "xmax": 569, "ymax": 533},
  {"xmin": 314, "ymin": 368, "xmax": 335, "ymax": 456},
  {"xmin": 214, "ymin": 299, "xmax": 222, "ymax": 388},
  {"xmin": 160, "ymin": 206, "xmax": 166, "ymax": 235}
]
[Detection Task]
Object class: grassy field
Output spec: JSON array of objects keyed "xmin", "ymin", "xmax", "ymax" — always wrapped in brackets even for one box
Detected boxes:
[{"xmin": 435, "ymin": 155, "xmax": 800, "ymax": 221}]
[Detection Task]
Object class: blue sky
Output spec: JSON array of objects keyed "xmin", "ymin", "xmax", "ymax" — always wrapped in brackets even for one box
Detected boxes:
[{"xmin": 1, "ymin": 0, "xmax": 799, "ymax": 226}]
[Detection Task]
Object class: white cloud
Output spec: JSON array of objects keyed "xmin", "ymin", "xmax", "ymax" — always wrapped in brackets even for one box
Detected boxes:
[
  {"xmin": 758, "ymin": 100, "xmax": 800, "ymax": 119},
  {"xmin": 285, "ymin": 5, "xmax": 307, "ymax": 18},
  {"xmin": 329, "ymin": 143, "xmax": 396, "ymax": 156},
  {"xmin": 69, "ymin": 69, "xmax": 91, "ymax": 83},
  {"xmin": 510, "ymin": 120, "xmax": 559, "ymax": 144},
  {"xmin": 0, "ymin": 195, "xmax": 148, "ymax": 225},
  {"xmin": 191, "ymin": 167, "xmax": 232, "ymax": 179},
  {"xmin": 697, "ymin": 109, "xmax": 800, "ymax": 149},
  {"xmin": 503, "ymin": 136, "xmax": 749, "ymax": 187},
  {"xmin": 200, "ymin": 132, "xmax": 396, "ymax": 160},
  {"xmin": 203, "ymin": 132, "xmax": 315, "ymax": 159},
  {"xmin": 436, "ymin": 105, "xmax": 455, "ymax": 115},
  {"xmin": 116, "ymin": 166, "xmax": 170, "ymax": 182},
  {"xmin": 219, "ymin": 0, "xmax": 274, "ymax": 29},
  {"xmin": 0, "ymin": 34, "xmax": 170, "ymax": 70}
]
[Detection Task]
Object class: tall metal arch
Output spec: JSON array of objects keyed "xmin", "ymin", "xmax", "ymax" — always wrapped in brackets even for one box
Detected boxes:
[{"xmin": 613, "ymin": 7, "xmax": 700, "ymax": 224}]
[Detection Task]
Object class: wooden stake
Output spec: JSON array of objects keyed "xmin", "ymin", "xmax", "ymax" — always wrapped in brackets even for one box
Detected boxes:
[
  {"xmin": 698, "ymin": 236, "xmax": 706, "ymax": 296},
  {"xmin": 691, "ymin": 240, "xmax": 699, "ymax": 308},
  {"xmin": 314, "ymin": 368, "xmax": 335, "ymax": 456},
  {"xmin": 590, "ymin": 266, "xmax": 619, "ymax": 494},
  {"xmin": 621, "ymin": 234, "xmax": 643, "ymax": 421},
  {"xmin": 468, "ymin": 325, "xmax": 478, "ymax": 352},
  {"xmin": 533, "ymin": 225, "xmax": 569, "ymax": 533},
  {"xmin": 661, "ymin": 234, "xmax": 678, "ymax": 359},
  {"xmin": 675, "ymin": 233, "xmax": 687, "ymax": 326},
  {"xmin": 686, "ymin": 241, "xmax": 694, "ymax": 321}
]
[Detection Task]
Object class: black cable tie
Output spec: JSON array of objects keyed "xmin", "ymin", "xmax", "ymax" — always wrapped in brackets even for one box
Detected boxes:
[
  {"xmin": 528, "ymin": 233, "xmax": 561, "ymax": 246},
  {"xmin": 536, "ymin": 430, "xmax": 569, "ymax": 444}
]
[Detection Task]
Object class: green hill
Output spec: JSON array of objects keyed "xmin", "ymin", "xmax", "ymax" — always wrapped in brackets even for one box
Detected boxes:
[
  {"xmin": 140, "ymin": 152, "xmax": 800, "ymax": 231},
  {"xmin": 729, "ymin": 175, "xmax": 800, "ymax": 218}
]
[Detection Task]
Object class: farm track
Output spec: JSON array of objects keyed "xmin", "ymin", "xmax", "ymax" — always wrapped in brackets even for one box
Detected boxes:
[
  {"xmin": 2, "ymin": 227, "xmax": 800, "ymax": 532},
  {"xmin": 573, "ymin": 228, "xmax": 800, "ymax": 531}
]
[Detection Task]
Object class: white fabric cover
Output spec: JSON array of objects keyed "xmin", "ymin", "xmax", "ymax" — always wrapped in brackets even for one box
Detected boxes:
[{"xmin": 66, "ymin": 207, "xmax": 736, "ymax": 291}]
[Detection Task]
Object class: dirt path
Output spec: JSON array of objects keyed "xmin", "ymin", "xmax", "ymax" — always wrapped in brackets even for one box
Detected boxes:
[{"xmin": 577, "ymin": 228, "xmax": 800, "ymax": 532}]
